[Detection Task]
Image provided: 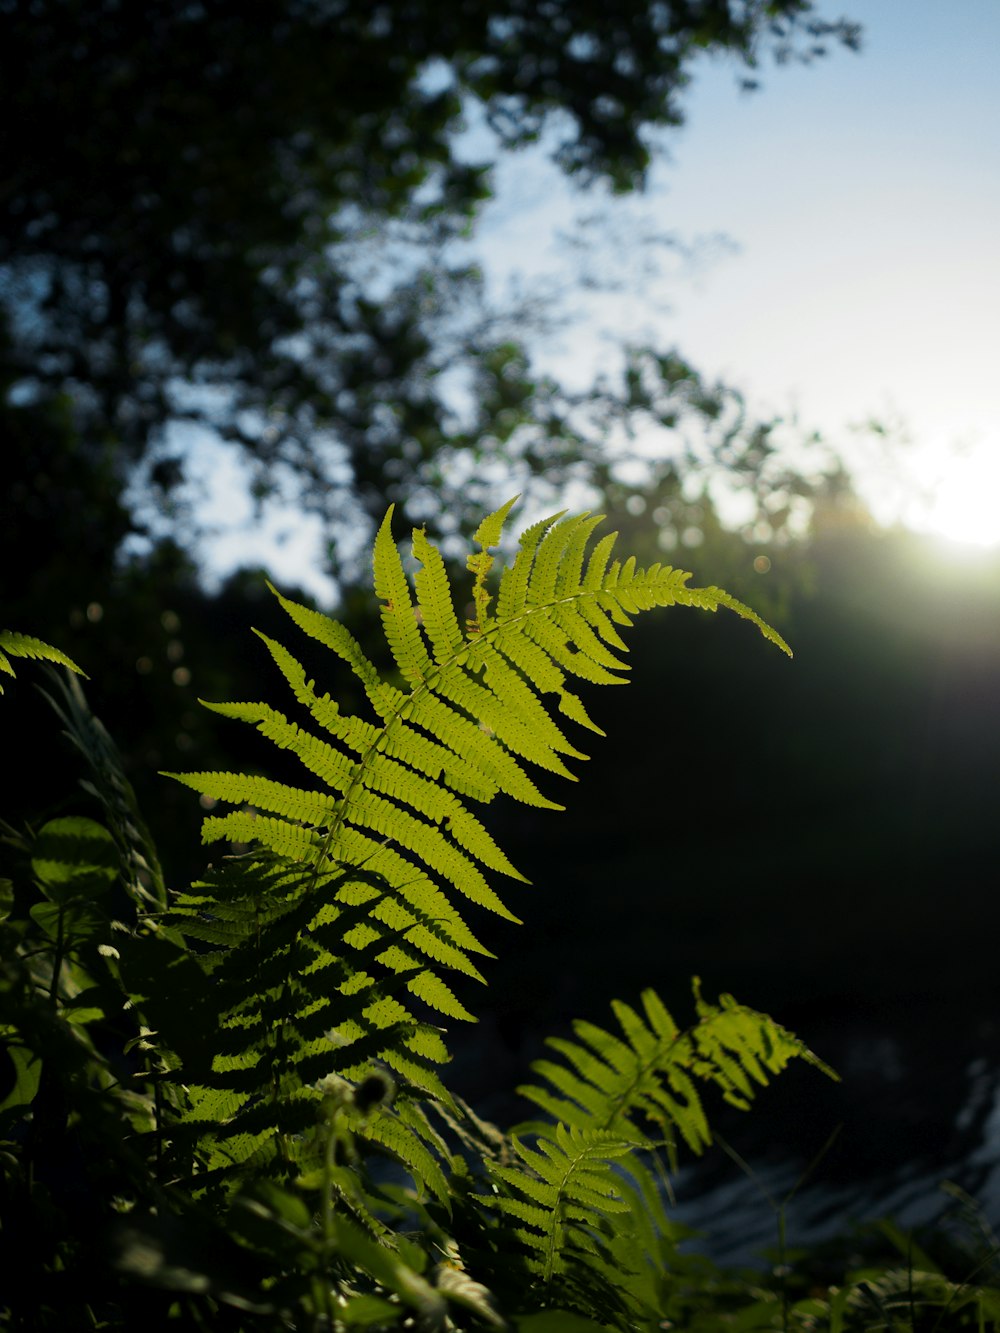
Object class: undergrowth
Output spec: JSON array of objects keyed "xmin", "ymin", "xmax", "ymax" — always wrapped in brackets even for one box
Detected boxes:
[{"xmin": 1, "ymin": 502, "xmax": 998, "ymax": 1330}]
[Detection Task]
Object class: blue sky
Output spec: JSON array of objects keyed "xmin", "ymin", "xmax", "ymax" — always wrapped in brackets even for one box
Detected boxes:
[
  {"xmin": 192, "ymin": 1, "xmax": 1000, "ymax": 597},
  {"xmin": 471, "ymin": 0, "xmax": 1000, "ymax": 546}
]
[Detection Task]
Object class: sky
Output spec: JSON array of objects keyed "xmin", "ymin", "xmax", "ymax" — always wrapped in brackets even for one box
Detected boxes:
[
  {"xmin": 469, "ymin": 0, "xmax": 1000, "ymax": 547},
  {"xmin": 194, "ymin": 0, "xmax": 1000, "ymax": 597}
]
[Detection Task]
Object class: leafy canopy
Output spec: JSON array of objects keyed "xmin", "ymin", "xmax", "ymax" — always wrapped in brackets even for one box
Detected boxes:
[{"xmin": 1, "ymin": 0, "xmax": 861, "ymax": 579}]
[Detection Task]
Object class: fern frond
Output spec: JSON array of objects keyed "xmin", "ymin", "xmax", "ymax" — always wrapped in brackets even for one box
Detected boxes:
[
  {"xmin": 42, "ymin": 671, "xmax": 166, "ymax": 913},
  {"xmin": 481, "ymin": 1124, "xmax": 635, "ymax": 1283},
  {"xmin": 518, "ymin": 980, "xmax": 836, "ymax": 1166},
  {"xmin": 0, "ymin": 629, "xmax": 86, "ymax": 692},
  {"xmin": 352, "ymin": 1104, "xmax": 452, "ymax": 1207},
  {"xmin": 164, "ymin": 499, "xmax": 794, "ymax": 1211}
]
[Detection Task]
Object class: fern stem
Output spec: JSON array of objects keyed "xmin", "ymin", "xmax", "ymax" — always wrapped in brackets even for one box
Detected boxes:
[
  {"xmin": 319, "ymin": 1110, "xmax": 339, "ymax": 1328},
  {"xmin": 152, "ymin": 1070, "xmax": 164, "ymax": 1184},
  {"xmin": 48, "ymin": 903, "xmax": 66, "ymax": 1007}
]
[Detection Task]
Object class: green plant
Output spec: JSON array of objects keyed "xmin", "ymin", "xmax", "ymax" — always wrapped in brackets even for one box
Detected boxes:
[
  {"xmin": 0, "ymin": 629, "xmax": 85, "ymax": 692},
  {"xmin": 2, "ymin": 501, "xmax": 840, "ymax": 1330}
]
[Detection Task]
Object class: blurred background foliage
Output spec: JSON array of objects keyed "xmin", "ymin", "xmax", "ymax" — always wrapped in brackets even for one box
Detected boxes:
[
  {"xmin": 3, "ymin": 0, "xmax": 999, "ymax": 1253},
  {"xmin": 1, "ymin": 0, "xmax": 864, "ymax": 860},
  {"xmin": 1, "ymin": 0, "xmax": 860, "ymax": 577}
]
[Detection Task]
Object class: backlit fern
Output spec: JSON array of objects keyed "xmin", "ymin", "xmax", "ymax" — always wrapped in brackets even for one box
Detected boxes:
[
  {"xmin": 3, "ymin": 500, "xmax": 845, "ymax": 1330},
  {"xmin": 0, "ymin": 629, "xmax": 84, "ymax": 693},
  {"xmin": 165, "ymin": 499, "xmax": 789, "ymax": 1049}
]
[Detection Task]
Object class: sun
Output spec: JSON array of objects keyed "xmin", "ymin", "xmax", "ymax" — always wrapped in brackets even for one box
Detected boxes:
[{"xmin": 893, "ymin": 437, "xmax": 1000, "ymax": 552}]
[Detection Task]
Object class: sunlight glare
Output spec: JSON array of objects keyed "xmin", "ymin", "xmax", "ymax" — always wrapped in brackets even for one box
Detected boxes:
[{"xmin": 903, "ymin": 438, "xmax": 1000, "ymax": 551}]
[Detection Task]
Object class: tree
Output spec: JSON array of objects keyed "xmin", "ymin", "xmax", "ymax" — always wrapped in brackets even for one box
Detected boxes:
[{"xmin": 1, "ymin": 0, "xmax": 860, "ymax": 587}]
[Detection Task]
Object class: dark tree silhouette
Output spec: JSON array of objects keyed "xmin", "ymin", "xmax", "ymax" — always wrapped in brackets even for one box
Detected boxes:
[{"xmin": 1, "ymin": 0, "xmax": 860, "ymax": 581}]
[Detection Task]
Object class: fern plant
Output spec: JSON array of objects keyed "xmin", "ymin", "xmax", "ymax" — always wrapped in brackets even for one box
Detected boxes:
[
  {"xmin": 166, "ymin": 503, "xmax": 788, "ymax": 1012},
  {"xmin": 2, "ymin": 499, "xmax": 838, "ymax": 1331},
  {"xmin": 144, "ymin": 500, "xmax": 824, "ymax": 1316},
  {"xmin": 0, "ymin": 629, "xmax": 85, "ymax": 692},
  {"xmin": 153, "ymin": 502, "xmax": 796, "ymax": 1164}
]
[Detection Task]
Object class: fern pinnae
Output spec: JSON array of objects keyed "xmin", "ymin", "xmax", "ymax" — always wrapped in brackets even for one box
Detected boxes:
[
  {"xmin": 382, "ymin": 719, "xmax": 498, "ymax": 802},
  {"xmin": 335, "ymin": 824, "xmax": 519, "ymax": 927},
  {"xmin": 473, "ymin": 648, "xmax": 589, "ymax": 764},
  {"xmin": 527, "ymin": 513, "xmax": 593, "ymax": 606},
  {"xmin": 343, "ymin": 787, "xmax": 489, "ymax": 892},
  {"xmin": 485, "ymin": 629, "xmax": 605, "ymax": 739},
  {"xmin": 580, "ymin": 528, "xmax": 618, "ymax": 592},
  {"xmin": 547, "ymin": 602, "xmax": 629, "ymax": 675},
  {"xmin": 167, "ymin": 771, "xmax": 337, "ymax": 826},
  {"xmin": 0, "ymin": 629, "xmax": 87, "ymax": 691},
  {"xmin": 374, "ymin": 507, "xmax": 435, "ymax": 688},
  {"xmin": 364, "ymin": 751, "xmax": 522, "ymax": 878},
  {"xmin": 467, "ymin": 494, "xmax": 521, "ymax": 629},
  {"xmin": 494, "ymin": 508, "xmax": 565, "ymax": 622},
  {"xmin": 411, "ymin": 526, "xmax": 464, "ymax": 664},
  {"xmin": 404, "ymin": 687, "xmax": 558, "ymax": 812},
  {"xmin": 262, "ymin": 593, "xmax": 404, "ymax": 723},
  {"xmin": 576, "ymin": 593, "xmax": 629, "ymax": 654},
  {"xmin": 355, "ymin": 1104, "xmax": 452, "ymax": 1208},
  {"xmin": 202, "ymin": 810, "xmax": 324, "ymax": 860},
  {"xmin": 432, "ymin": 665, "xmax": 578, "ymax": 782},
  {"xmin": 474, "ymin": 626, "xmax": 561, "ymax": 703},
  {"xmin": 485, "ymin": 1125, "xmax": 635, "ymax": 1284},
  {"xmin": 554, "ymin": 513, "xmax": 608, "ymax": 598},
  {"xmin": 523, "ymin": 615, "xmax": 626, "ymax": 688},
  {"xmin": 253, "ymin": 629, "xmax": 392, "ymax": 747},
  {"xmin": 332, "ymin": 826, "xmax": 504, "ymax": 949}
]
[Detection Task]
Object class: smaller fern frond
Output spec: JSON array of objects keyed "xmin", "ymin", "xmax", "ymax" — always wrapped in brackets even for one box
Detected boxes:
[
  {"xmin": 481, "ymin": 1124, "xmax": 635, "ymax": 1283},
  {"xmin": 467, "ymin": 494, "xmax": 520, "ymax": 631},
  {"xmin": 518, "ymin": 981, "xmax": 836, "ymax": 1165},
  {"xmin": 0, "ymin": 630, "xmax": 86, "ymax": 693},
  {"xmin": 42, "ymin": 671, "xmax": 166, "ymax": 913}
]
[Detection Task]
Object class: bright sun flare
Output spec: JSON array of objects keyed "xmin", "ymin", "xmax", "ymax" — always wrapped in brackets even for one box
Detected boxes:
[
  {"xmin": 870, "ymin": 436, "xmax": 1000, "ymax": 552},
  {"xmin": 914, "ymin": 442, "xmax": 1000, "ymax": 549}
]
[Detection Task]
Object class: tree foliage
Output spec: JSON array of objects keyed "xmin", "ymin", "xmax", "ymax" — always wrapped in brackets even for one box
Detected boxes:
[{"xmin": 1, "ymin": 0, "xmax": 860, "ymax": 579}]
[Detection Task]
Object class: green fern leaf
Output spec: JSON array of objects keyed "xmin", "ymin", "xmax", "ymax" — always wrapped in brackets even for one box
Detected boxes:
[
  {"xmin": 162, "ymin": 498, "xmax": 797, "ymax": 1230},
  {"xmin": 0, "ymin": 629, "xmax": 86, "ymax": 692},
  {"xmin": 374, "ymin": 507, "xmax": 435, "ymax": 688},
  {"xmin": 412, "ymin": 526, "xmax": 465, "ymax": 664},
  {"xmin": 353, "ymin": 1105, "xmax": 452, "ymax": 1207},
  {"xmin": 518, "ymin": 981, "xmax": 836, "ymax": 1165},
  {"xmin": 481, "ymin": 1124, "xmax": 634, "ymax": 1282}
]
